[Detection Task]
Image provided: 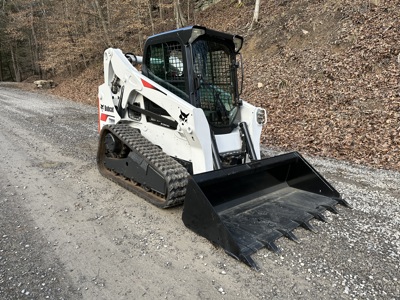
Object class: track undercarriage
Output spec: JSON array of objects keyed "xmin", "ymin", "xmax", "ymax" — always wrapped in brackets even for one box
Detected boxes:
[{"xmin": 97, "ymin": 123, "xmax": 189, "ymax": 208}]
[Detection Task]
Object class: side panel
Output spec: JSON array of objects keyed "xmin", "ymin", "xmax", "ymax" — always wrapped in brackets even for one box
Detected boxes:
[
  {"xmin": 214, "ymin": 129, "xmax": 242, "ymax": 154},
  {"xmin": 99, "ymin": 48, "xmax": 266, "ymax": 173},
  {"xmin": 99, "ymin": 48, "xmax": 214, "ymax": 174},
  {"xmin": 98, "ymin": 83, "xmax": 121, "ymax": 130}
]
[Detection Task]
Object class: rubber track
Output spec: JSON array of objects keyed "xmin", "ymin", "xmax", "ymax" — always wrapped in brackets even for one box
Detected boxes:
[{"xmin": 98, "ymin": 123, "xmax": 189, "ymax": 208}]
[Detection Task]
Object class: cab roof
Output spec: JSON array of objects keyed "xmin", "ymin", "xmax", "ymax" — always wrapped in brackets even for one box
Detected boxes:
[{"xmin": 144, "ymin": 26, "xmax": 243, "ymax": 53}]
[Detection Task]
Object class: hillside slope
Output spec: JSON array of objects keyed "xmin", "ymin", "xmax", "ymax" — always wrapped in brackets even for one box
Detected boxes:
[{"xmin": 49, "ymin": 0, "xmax": 400, "ymax": 171}]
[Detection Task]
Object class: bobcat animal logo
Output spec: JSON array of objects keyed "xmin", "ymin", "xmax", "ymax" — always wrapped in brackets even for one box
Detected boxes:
[{"xmin": 179, "ymin": 110, "xmax": 189, "ymax": 122}]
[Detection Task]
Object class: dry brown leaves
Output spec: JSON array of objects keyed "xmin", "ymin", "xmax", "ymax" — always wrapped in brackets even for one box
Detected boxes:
[
  {"xmin": 50, "ymin": 0, "xmax": 400, "ymax": 171},
  {"xmin": 236, "ymin": 0, "xmax": 400, "ymax": 171}
]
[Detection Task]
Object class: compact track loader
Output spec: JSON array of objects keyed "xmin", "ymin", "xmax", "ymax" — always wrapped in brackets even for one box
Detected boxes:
[{"xmin": 97, "ymin": 26, "xmax": 350, "ymax": 269}]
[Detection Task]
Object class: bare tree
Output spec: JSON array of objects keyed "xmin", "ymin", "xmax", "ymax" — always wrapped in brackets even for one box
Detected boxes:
[
  {"xmin": 0, "ymin": 0, "xmax": 175, "ymax": 80},
  {"xmin": 250, "ymin": 0, "xmax": 260, "ymax": 29},
  {"xmin": 106, "ymin": 0, "xmax": 111, "ymax": 25},
  {"xmin": 147, "ymin": 0, "xmax": 155, "ymax": 35},
  {"xmin": 40, "ymin": 0, "xmax": 50, "ymax": 39},
  {"xmin": 10, "ymin": 45, "xmax": 21, "ymax": 82},
  {"xmin": 174, "ymin": 0, "xmax": 186, "ymax": 28},
  {"xmin": 187, "ymin": 0, "xmax": 190, "ymax": 24},
  {"xmin": 93, "ymin": 0, "xmax": 112, "ymax": 46},
  {"xmin": 30, "ymin": 2, "xmax": 41, "ymax": 76},
  {"xmin": 159, "ymin": 0, "xmax": 163, "ymax": 20}
]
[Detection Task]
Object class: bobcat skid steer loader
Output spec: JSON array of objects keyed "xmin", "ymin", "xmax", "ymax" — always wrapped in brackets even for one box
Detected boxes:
[{"xmin": 97, "ymin": 26, "xmax": 350, "ymax": 269}]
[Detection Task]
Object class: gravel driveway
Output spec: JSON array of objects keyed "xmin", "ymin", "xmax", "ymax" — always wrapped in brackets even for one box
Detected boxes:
[{"xmin": 0, "ymin": 84, "xmax": 398, "ymax": 299}]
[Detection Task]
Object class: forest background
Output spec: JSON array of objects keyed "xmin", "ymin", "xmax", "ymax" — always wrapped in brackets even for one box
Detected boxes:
[{"xmin": 0, "ymin": 0, "xmax": 399, "ymax": 171}]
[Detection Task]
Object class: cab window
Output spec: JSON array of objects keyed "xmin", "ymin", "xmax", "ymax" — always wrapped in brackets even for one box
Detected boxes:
[{"xmin": 146, "ymin": 42, "xmax": 188, "ymax": 101}]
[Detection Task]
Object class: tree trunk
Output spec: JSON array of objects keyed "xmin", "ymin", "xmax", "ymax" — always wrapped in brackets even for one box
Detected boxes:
[
  {"xmin": 148, "ymin": 0, "xmax": 155, "ymax": 35},
  {"xmin": 10, "ymin": 46, "xmax": 21, "ymax": 82},
  {"xmin": 106, "ymin": 0, "xmax": 111, "ymax": 25},
  {"xmin": 30, "ymin": 3, "xmax": 40, "ymax": 76},
  {"xmin": 93, "ymin": 0, "xmax": 112, "ymax": 46},
  {"xmin": 159, "ymin": 0, "xmax": 163, "ymax": 21},
  {"xmin": 41, "ymin": 0, "xmax": 50, "ymax": 38},
  {"xmin": 187, "ymin": 0, "xmax": 190, "ymax": 23},
  {"xmin": 0, "ymin": 47, "xmax": 3, "ymax": 81},
  {"xmin": 250, "ymin": 0, "xmax": 260, "ymax": 29},
  {"xmin": 138, "ymin": 31, "xmax": 144, "ymax": 53},
  {"xmin": 174, "ymin": 0, "xmax": 186, "ymax": 28}
]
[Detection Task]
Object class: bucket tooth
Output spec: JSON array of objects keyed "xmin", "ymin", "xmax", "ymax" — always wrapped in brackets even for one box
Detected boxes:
[
  {"xmin": 225, "ymin": 250, "xmax": 259, "ymax": 269},
  {"xmin": 277, "ymin": 229, "xmax": 299, "ymax": 243},
  {"xmin": 334, "ymin": 198, "xmax": 352, "ymax": 208},
  {"xmin": 295, "ymin": 220, "xmax": 318, "ymax": 233},
  {"xmin": 264, "ymin": 240, "xmax": 280, "ymax": 253},
  {"xmin": 308, "ymin": 211, "xmax": 327, "ymax": 223},
  {"xmin": 239, "ymin": 254, "xmax": 260, "ymax": 270},
  {"xmin": 321, "ymin": 204, "xmax": 339, "ymax": 214}
]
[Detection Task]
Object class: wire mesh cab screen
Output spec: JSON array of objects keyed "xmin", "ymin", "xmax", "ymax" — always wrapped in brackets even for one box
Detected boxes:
[
  {"xmin": 192, "ymin": 38, "xmax": 238, "ymax": 128},
  {"xmin": 146, "ymin": 41, "xmax": 188, "ymax": 101}
]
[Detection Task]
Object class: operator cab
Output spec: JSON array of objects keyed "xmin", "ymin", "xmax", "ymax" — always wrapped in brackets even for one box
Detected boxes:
[{"xmin": 142, "ymin": 26, "xmax": 243, "ymax": 132}]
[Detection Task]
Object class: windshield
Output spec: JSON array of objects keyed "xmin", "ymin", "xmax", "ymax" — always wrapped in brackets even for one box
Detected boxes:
[{"xmin": 192, "ymin": 38, "xmax": 239, "ymax": 128}]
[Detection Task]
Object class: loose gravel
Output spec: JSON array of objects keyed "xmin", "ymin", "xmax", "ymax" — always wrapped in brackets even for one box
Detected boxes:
[{"xmin": 0, "ymin": 84, "xmax": 399, "ymax": 299}]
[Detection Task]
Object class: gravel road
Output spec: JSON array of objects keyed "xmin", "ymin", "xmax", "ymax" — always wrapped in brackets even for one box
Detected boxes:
[{"xmin": 0, "ymin": 84, "xmax": 399, "ymax": 299}]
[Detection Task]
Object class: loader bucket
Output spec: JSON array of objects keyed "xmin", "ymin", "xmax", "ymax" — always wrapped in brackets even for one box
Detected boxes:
[{"xmin": 182, "ymin": 152, "xmax": 349, "ymax": 269}]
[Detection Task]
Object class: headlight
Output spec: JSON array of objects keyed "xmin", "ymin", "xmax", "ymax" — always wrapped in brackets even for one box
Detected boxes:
[
  {"xmin": 256, "ymin": 108, "xmax": 267, "ymax": 125},
  {"xmin": 233, "ymin": 36, "xmax": 243, "ymax": 53}
]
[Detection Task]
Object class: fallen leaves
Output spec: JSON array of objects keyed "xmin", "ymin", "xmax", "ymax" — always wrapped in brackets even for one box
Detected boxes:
[
  {"xmin": 241, "ymin": 0, "xmax": 400, "ymax": 171},
  {"xmin": 49, "ymin": 0, "xmax": 400, "ymax": 172}
]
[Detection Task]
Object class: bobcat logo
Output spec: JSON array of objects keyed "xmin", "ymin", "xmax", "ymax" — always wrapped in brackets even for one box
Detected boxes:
[
  {"xmin": 179, "ymin": 110, "xmax": 189, "ymax": 122},
  {"xmin": 100, "ymin": 104, "xmax": 114, "ymax": 112}
]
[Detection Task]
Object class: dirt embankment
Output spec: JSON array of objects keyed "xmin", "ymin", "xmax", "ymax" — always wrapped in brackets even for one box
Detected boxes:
[{"xmin": 28, "ymin": 0, "xmax": 400, "ymax": 172}]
